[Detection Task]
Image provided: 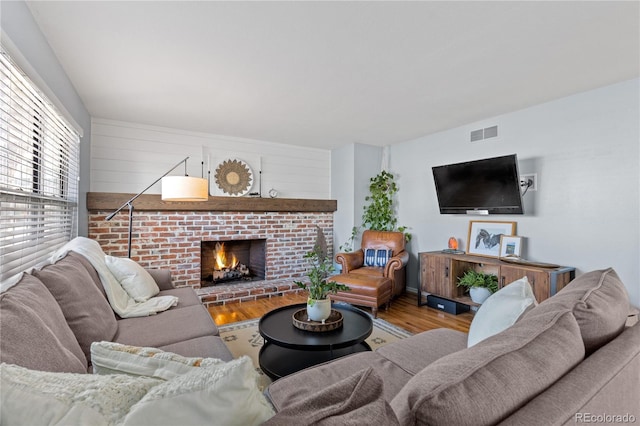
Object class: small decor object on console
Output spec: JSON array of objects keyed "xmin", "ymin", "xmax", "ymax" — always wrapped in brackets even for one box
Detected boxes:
[
  {"xmin": 499, "ymin": 235, "xmax": 523, "ymax": 259},
  {"xmin": 467, "ymin": 220, "xmax": 516, "ymax": 258},
  {"xmin": 214, "ymin": 159, "xmax": 253, "ymax": 196}
]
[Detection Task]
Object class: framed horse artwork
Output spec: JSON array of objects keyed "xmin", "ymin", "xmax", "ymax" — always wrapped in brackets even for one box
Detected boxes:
[{"xmin": 467, "ymin": 221, "xmax": 517, "ymax": 258}]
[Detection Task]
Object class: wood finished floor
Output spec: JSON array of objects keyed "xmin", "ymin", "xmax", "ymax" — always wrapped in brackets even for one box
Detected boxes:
[{"xmin": 208, "ymin": 291, "xmax": 473, "ymax": 334}]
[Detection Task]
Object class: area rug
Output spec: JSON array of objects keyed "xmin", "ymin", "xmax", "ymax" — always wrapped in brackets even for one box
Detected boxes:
[{"xmin": 218, "ymin": 316, "xmax": 413, "ymax": 387}]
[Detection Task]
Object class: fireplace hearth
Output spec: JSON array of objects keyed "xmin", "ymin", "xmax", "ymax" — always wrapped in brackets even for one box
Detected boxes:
[{"xmin": 201, "ymin": 239, "xmax": 266, "ymax": 286}]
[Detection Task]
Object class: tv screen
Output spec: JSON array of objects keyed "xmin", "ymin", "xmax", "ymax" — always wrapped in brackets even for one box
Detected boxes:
[{"xmin": 432, "ymin": 154, "xmax": 524, "ymax": 215}]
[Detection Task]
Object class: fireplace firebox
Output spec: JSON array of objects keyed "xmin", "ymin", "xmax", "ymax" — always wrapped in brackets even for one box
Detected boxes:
[{"xmin": 200, "ymin": 239, "xmax": 266, "ymax": 286}]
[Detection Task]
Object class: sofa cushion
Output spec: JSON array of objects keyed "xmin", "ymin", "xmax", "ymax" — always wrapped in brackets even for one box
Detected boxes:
[
  {"xmin": 105, "ymin": 255, "xmax": 160, "ymax": 302},
  {"xmin": 267, "ymin": 352, "xmax": 413, "ymax": 411},
  {"xmin": 0, "ymin": 363, "xmax": 161, "ymax": 426},
  {"xmin": 390, "ymin": 310, "xmax": 585, "ymax": 426},
  {"xmin": 0, "ymin": 274, "xmax": 87, "ymax": 373},
  {"xmin": 1, "ymin": 357, "xmax": 274, "ymax": 426},
  {"xmin": 467, "ymin": 276, "xmax": 537, "ymax": 347},
  {"xmin": 524, "ymin": 268, "xmax": 629, "ymax": 354},
  {"xmin": 158, "ymin": 335, "xmax": 234, "ymax": 361},
  {"xmin": 121, "ymin": 356, "xmax": 274, "ymax": 426},
  {"xmin": 91, "ymin": 341, "xmax": 226, "ymax": 380},
  {"xmin": 114, "ymin": 304, "xmax": 219, "ymax": 348},
  {"xmin": 158, "ymin": 287, "xmax": 202, "ymax": 309},
  {"xmin": 376, "ymin": 328, "xmax": 468, "ymax": 375},
  {"xmin": 71, "ymin": 249, "xmax": 108, "ymax": 298},
  {"xmin": 264, "ymin": 367, "xmax": 399, "ymax": 426},
  {"xmin": 33, "ymin": 252, "xmax": 118, "ymax": 363}
]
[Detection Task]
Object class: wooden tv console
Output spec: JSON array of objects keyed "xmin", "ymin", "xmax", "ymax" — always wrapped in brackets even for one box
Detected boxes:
[{"xmin": 418, "ymin": 251, "xmax": 575, "ymax": 307}]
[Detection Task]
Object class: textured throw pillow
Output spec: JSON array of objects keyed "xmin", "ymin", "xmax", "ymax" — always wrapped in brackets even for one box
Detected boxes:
[
  {"xmin": 105, "ymin": 255, "xmax": 160, "ymax": 302},
  {"xmin": 375, "ymin": 249, "xmax": 393, "ymax": 267},
  {"xmin": 0, "ymin": 274, "xmax": 88, "ymax": 374},
  {"xmin": 391, "ymin": 310, "xmax": 585, "ymax": 426},
  {"xmin": 525, "ymin": 268, "xmax": 630, "ymax": 354},
  {"xmin": 364, "ymin": 248, "xmax": 377, "ymax": 266},
  {"xmin": 33, "ymin": 252, "xmax": 118, "ymax": 363},
  {"xmin": 91, "ymin": 341, "xmax": 225, "ymax": 380},
  {"xmin": 467, "ymin": 276, "xmax": 537, "ymax": 347},
  {"xmin": 121, "ymin": 356, "xmax": 275, "ymax": 426},
  {"xmin": 264, "ymin": 367, "xmax": 399, "ymax": 426},
  {"xmin": 0, "ymin": 363, "xmax": 161, "ymax": 426}
]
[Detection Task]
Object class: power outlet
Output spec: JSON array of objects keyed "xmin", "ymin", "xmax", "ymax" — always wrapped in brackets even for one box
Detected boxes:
[{"xmin": 520, "ymin": 173, "xmax": 538, "ymax": 191}]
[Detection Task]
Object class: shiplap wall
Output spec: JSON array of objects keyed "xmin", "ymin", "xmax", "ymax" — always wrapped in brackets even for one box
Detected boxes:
[{"xmin": 90, "ymin": 118, "xmax": 331, "ymax": 199}]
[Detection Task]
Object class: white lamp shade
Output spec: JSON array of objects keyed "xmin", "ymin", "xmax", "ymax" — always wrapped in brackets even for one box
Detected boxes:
[{"xmin": 161, "ymin": 176, "xmax": 208, "ymax": 201}]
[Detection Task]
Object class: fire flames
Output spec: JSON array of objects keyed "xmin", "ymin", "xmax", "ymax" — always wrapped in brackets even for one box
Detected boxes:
[{"xmin": 214, "ymin": 242, "xmax": 238, "ymax": 270}]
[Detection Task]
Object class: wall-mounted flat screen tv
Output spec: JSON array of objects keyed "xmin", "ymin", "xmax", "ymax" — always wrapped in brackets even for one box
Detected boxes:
[{"xmin": 432, "ymin": 154, "xmax": 524, "ymax": 215}]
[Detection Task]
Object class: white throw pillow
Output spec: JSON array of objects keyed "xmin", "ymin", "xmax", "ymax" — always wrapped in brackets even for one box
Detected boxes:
[
  {"xmin": 91, "ymin": 341, "xmax": 225, "ymax": 380},
  {"xmin": 0, "ymin": 362, "xmax": 161, "ymax": 426},
  {"xmin": 105, "ymin": 255, "xmax": 160, "ymax": 302},
  {"xmin": 121, "ymin": 356, "xmax": 275, "ymax": 426},
  {"xmin": 467, "ymin": 276, "xmax": 537, "ymax": 347}
]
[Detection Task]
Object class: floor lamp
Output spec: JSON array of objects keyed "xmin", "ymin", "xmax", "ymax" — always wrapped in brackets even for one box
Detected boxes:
[{"xmin": 105, "ymin": 157, "xmax": 208, "ymax": 258}]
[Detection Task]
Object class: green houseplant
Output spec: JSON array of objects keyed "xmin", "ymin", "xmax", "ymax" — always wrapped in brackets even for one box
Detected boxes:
[
  {"xmin": 295, "ymin": 227, "xmax": 350, "ymax": 321},
  {"xmin": 362, "ymin": 170, "xmax": 409, "ymax": 236},
  {"xmin": 339, "ymin": 170, "xmax": 411, "ymax": 251},
  {"xmin": 456, "ymin": 270, "xmax": 499, "ymax": 304}
]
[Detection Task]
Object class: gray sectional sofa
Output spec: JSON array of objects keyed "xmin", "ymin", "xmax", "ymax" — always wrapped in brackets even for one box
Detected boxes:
[
  {"xmin": 0, "ymin": 251, "xmax": 231, "ymax": 374},
  {"xmin": 265, "ymin": 268, "xmax": 640, "ymax": 425}
]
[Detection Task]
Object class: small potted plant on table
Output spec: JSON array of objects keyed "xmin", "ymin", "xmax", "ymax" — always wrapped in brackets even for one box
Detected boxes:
[
  {"xmin": 295, "ymin": 227, "xmax": 350, "ymax": 322},
  {"xmin": 456, "ymin": 270, "xmax": 499, "ymax": 304}
]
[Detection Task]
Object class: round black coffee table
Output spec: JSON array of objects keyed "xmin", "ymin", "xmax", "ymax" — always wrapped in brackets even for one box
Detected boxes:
[{"xmin": 258, "ymin": 302, "xmax": 373, "ymax": 380}]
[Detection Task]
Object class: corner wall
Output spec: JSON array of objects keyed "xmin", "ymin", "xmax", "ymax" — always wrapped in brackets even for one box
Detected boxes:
[{"xmin": 390, "ymin": 79, "xmax": 640, "ymax": 307}]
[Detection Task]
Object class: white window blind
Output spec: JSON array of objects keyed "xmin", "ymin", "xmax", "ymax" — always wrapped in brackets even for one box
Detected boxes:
[{"xmin": 0, "ymin": 47, "xmax": 80, "ymax": 282}]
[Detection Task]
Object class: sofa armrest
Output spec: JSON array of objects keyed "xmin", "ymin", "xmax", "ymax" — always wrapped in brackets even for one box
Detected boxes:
[
  {"xmin": 145, "ymin": 269, "xmax": 174, "ymax": 290},
  {"xmin": 384, "ymin": 250, "xmax": 409, "ymax": 277},
  {"xmin": 336, "ymin": 250, "xmax": 364, "ymax": 273}
]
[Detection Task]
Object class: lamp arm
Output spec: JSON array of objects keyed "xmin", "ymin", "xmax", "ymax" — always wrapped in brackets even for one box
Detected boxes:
[{"xmin": 105, "ymin": 156, "xmax": 190, "ymax": 221}]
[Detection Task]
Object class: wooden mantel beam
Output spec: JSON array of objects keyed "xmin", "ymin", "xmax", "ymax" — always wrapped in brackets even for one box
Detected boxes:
[{"xmin": 87, "ymin": 192, "xmax": 337, "ymax": 213}]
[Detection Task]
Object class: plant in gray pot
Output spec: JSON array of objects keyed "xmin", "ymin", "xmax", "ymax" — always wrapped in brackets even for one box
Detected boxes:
[{"xmin": 456, "ymin": 270, "xmax": 499, "ymax": 304}]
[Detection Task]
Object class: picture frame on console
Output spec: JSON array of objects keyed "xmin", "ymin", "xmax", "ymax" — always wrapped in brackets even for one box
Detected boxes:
[
  {"xmin": 499, "ymin": 235, "xmax": 523, "ymax": 259},
  {"xmin": 467, "ymin": 221, "xmax": 517, "ymax": 258}
]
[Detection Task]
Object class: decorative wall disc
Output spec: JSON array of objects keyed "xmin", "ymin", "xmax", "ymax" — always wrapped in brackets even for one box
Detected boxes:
[{"xmin": 214, "ymin": 159, "xmax": 253, "ymax": 196}]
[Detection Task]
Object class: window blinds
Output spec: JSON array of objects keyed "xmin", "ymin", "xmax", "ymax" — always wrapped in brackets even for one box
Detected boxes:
[{"xmin": 0, "ymin": 47, "xmax": 80, "ymax": 282}]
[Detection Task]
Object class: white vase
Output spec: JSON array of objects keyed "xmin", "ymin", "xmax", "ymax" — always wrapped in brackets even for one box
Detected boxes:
[
  {"xmin": 307, "ymin": 298, "xmax": 332, "ymax": 322},
  {"xmin": 470, "ymin": 287, "xmax": 492, "ymax": 304}
]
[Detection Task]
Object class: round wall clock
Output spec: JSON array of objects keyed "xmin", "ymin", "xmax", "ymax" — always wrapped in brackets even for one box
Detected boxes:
[{"xmin": 214, "ymin": 159, "xmax": 253, "ymax": 196}]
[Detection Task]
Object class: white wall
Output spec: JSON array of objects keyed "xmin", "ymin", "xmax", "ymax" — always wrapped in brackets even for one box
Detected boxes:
[
  {"xmin": 390, "ymin": 79, "xmax": 640, "ymax": 307},
  {"xmin": 1, "ymin": 0, "xmax": 92, "ymax": 235},
  {"xmin": 91, "ymin": 119, "xmax": 331, "ymax": 199},
  {"xmin": 331, "ymin": 143, "xmax": 383, "ymax": 253}
]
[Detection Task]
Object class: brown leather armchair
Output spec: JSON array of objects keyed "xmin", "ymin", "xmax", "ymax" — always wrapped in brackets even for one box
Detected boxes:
[{"xmin": 329, "ymin": 230, "xmax": 409, "ymax": 317}]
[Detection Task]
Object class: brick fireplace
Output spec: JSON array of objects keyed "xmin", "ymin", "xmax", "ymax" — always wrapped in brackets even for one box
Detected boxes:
[
  {"xmin": 200, "ymin": 239, "xmax": 267, "ymax": 285},
  {"xmin": 87, "ymin": 194, "xmax": 336, "ymax": 307}
]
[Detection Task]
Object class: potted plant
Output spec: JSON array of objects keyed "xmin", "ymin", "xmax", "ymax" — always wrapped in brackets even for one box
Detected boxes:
[
  {"xmin": 362, "ymin": 170, "xmax": 411, "ymax": 240},
  {"xmin": 295, "ymin": 227, "xmax": 350, "ymax": 322},
  {"xmin": 456, "ymin": 270, "xmax": 499, "ymax": 304},
  {"xmin": 339, "ymin": 171, "xmax": 411, "ymax": 254}
]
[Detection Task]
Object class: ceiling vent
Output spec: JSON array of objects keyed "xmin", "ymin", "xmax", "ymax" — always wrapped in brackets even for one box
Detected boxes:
[{"xmin": 470, "ymin": 125, "xmax": 498, "ymax": 142}]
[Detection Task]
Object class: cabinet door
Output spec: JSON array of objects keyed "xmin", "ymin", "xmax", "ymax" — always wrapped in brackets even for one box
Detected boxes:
[
  {"xmin": 500, "ymin": 265, "xmax": 550, "ymax": 302},
  {"xmin": 421, "ymin": 254, "xmax": 455, "ymax": 298}
]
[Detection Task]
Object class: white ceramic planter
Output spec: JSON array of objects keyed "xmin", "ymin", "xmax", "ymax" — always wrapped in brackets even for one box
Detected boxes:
[
  {"xmin": 470, "ymin": 287, "xmax": 492, "ymax": 304},
  {"xmin": 307, "ymin": 298, "xmax": 332, "ymax": 322}
]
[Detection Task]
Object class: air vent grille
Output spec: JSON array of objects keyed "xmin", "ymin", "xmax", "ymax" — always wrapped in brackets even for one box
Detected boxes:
[{"xmin": 470, "ymin": 125, "xmax": 498, "ymax": 142}]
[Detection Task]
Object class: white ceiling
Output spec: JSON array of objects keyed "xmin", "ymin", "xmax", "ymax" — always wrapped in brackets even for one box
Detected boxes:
[{"xmin": 26, "ymin": 1, "xmax": 639, "ymax": 150}]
